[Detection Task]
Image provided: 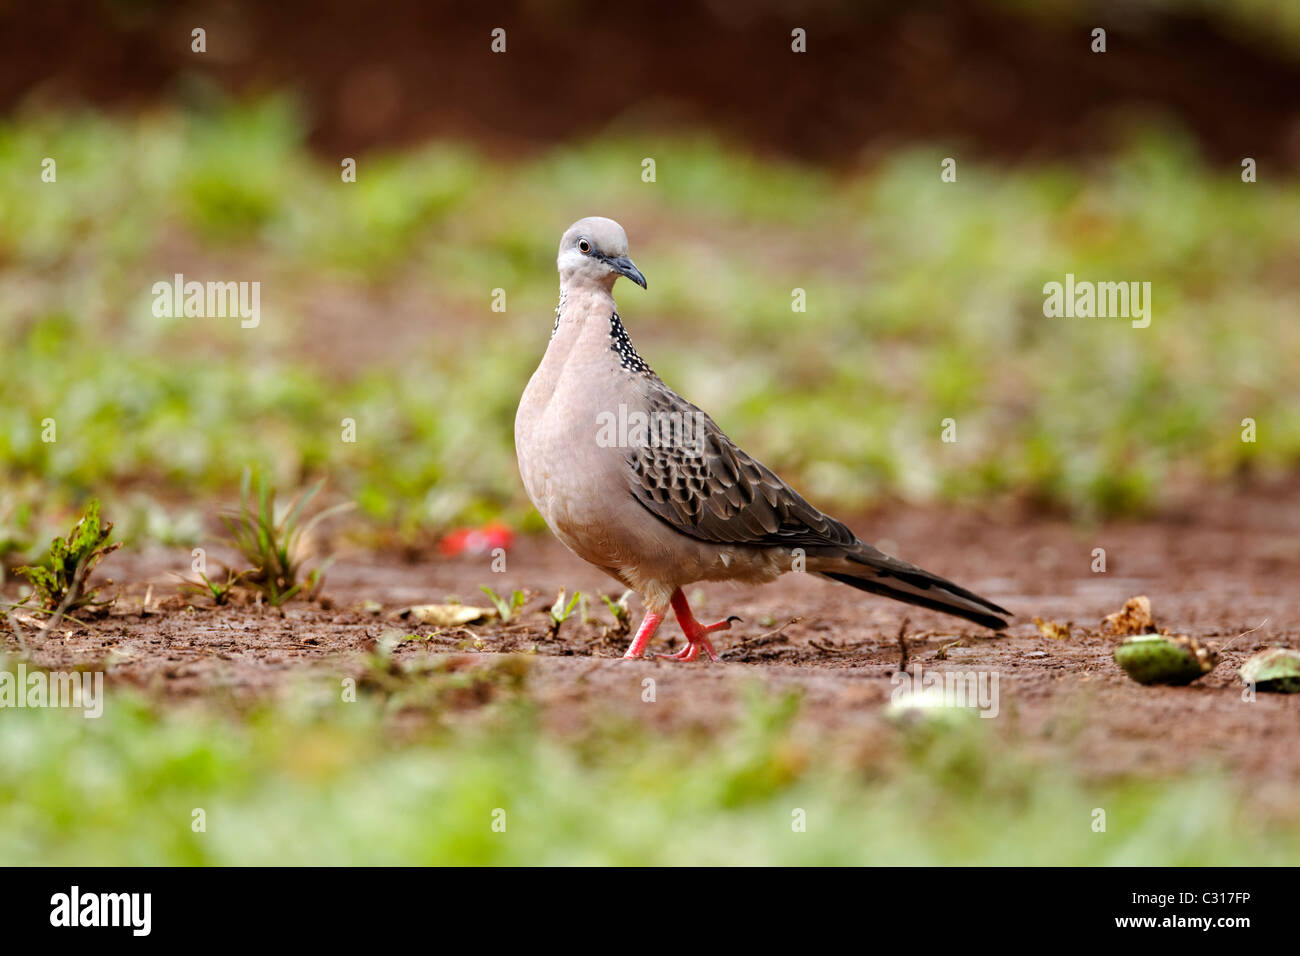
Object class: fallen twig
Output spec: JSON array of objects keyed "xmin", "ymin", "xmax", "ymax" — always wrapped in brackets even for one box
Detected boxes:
[
  {"xmin": 722, "ymin": 617, "xmax": 801, "ymax": 659},
  {"xmin": 1220, "ymin": 618, "xmax": 1270, "ymax": 653}
]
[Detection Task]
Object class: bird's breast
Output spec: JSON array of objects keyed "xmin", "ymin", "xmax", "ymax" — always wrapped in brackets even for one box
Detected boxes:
[{"xmin": 517, "ymin": 348, "xmax": 628, "ymax": 522}]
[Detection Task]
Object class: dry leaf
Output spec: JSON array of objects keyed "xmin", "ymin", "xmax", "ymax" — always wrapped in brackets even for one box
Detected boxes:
[
  {"xmin": 394, "ymin": 604, "xmax": 496, "ymax": 626},
  {"xmin": 1102, "ymin": 595, "xmax": 1155, "ymax": 636},
  {"xmin": 1033, "ymin": 617, "xmax": 1072, "ymax": 640}
]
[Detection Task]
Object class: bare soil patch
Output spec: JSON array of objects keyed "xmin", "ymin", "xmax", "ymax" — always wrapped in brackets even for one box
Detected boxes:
[{"xmin": 7, "ymin": 484, "xmax": 1298, "ymax": 811}]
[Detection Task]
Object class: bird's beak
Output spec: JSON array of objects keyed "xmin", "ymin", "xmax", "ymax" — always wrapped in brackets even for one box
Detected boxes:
[{"xmin": 607, "ymin": 255, "xmax": 647, "ymax": 289}]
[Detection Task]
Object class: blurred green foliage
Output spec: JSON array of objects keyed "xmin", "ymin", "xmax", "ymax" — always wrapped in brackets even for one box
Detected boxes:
[
  {"xmin": 0, "ymin": 667, "xmax": 1294, "ymax": 865},
  {"xmin": 2, "ymin": 99, "xmax": 1299, "ymax": 552}
]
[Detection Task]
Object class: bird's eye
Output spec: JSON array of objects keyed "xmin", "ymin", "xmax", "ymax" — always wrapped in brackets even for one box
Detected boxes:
[{"xmin": 578, "ymin": 238, "xmax": 591, "ymax": 254}]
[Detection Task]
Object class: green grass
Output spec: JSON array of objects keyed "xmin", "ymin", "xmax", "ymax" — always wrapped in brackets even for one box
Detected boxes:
[
  {"xmin": 2, "ymin": 98, "xmax": 1300, "ymax": 554},
  {"xmin": 0, "ymin": 661, "xmax": 1294, "ymax": 865},
  {"xmin": 220, "ymin": 470, "xmax": 350, "ymax": 606},
  {"xmin": 11, "ymin": 498, "xmax": 118, "ymax": 615}
]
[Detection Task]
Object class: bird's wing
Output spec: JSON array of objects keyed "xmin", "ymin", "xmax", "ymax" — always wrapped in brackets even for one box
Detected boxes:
[
  {"xmin": 623, "ymin": 382, "xmax": 857, "ymax": 552},
  {"xmin": 622, "ymin": 381, "xmax": 1011, "ymax": 628}
]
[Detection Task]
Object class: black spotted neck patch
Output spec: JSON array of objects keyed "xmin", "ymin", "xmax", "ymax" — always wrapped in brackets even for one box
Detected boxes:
[
  {"xmin": 551, "ymin": 288, "xmax": 567, "ymax": 338},
  {"xmin": 609, "ymin": 311, "xmax": 651, "ymax": 374}
]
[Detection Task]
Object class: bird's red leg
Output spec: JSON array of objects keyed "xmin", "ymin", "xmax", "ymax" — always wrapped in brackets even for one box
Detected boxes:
[
  {"xmin": 621, "ymin": 610, "xmax": 665, "ymax": 659},
  {"xmin": 657, "ymin": 588, "xmax": 738, "ymax": 663}
]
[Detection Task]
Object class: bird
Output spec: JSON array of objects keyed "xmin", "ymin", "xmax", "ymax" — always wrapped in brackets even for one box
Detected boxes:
[{"xmin": 515, "ymin": 216, "xmax": 1011, "ymax": 662}]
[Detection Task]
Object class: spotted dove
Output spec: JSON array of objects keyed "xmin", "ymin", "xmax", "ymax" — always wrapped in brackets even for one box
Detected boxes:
[{"xmin": 515, "ymin": 217, "xmax": 1011, "ymax": 662}]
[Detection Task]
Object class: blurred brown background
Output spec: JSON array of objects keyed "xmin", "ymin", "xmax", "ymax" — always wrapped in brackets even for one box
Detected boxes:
[{"xmin": 6, "ymin": 0, "xmax": 1300, "ymax": 166}]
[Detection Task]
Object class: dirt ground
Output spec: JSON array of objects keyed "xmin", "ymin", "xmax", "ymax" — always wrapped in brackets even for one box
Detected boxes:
[{"xmin": 6, "ymin": 480, "xmax": 1298, "ymax": 812}]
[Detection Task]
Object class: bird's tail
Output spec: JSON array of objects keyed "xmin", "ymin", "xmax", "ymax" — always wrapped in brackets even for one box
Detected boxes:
[{"xmin": 811, "ymin": 543, "xmax": 1011, "ymax": 631}]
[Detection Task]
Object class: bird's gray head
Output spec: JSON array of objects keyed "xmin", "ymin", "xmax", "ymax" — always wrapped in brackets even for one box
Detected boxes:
[{"xmin": 557, "ymin": 216, "xmax": 647, "ymax": 291}]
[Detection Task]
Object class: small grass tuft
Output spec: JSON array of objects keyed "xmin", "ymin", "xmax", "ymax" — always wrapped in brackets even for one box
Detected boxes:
[
  {"xmin": 602, "ymin": 590, "xmax": 633, "ymax": 635},
  {"xmin": 13, "ymin": 500, "xmax": 120, "ymax": 616},
  {"xmin": 221, "ymin": 469, "xmax": 351, "ymax": 606},
  {"xmin": 178, "ymin": 566, "xmax": 247, "ymax": 606},
  {"xmin": 479, "ymin": 585, "xmax": 526, "ymax": 623},
  {"xmin": 546, "ymin": 588, "xmax": 581, "ymax": 640}
]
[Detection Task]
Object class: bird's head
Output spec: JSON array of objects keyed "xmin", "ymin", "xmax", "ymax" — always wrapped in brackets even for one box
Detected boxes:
[{"xmin": 557, "ymin": 217, "xmax": 647, "ymax": 292}]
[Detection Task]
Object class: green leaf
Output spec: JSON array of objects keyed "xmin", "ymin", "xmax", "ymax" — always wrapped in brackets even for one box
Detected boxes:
[
  {"xmin": 601, "ymin": 593, "xmax": 629, "ymax": 622},
  {"xmin": 13, "ymin": 500, "xmax": 119, "ymax": 612},
  {"xmin": 550, "ymin": 589, "xmax": 581, "ymax": 623}
]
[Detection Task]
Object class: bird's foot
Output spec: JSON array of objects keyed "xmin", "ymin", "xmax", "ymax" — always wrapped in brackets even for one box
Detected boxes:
[
  {"xmin": 656, "ymin": 589, "xmax": 740, "ymax": 663},
  {"xmin": 621, "ymin": 610, "xmax": 665, "ymax": 659},
  {"xmin": 656, "ymin": 630, "xmax": 723, "ymax": 663}
]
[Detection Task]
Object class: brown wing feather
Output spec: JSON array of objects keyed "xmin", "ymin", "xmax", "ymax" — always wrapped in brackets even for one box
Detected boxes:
[
  {"xmin": 625, "ymin": 384, "xmax": 857, "ymax": 551},
  {"xmin": 622, "ymin": 383, "xmax": 1012, "ymax": 627}
]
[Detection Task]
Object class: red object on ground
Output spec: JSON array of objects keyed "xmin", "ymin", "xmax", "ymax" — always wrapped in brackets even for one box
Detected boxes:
[{"xmin": 438, "ymin": 522, "xmax": 514, "ymax": 557}]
